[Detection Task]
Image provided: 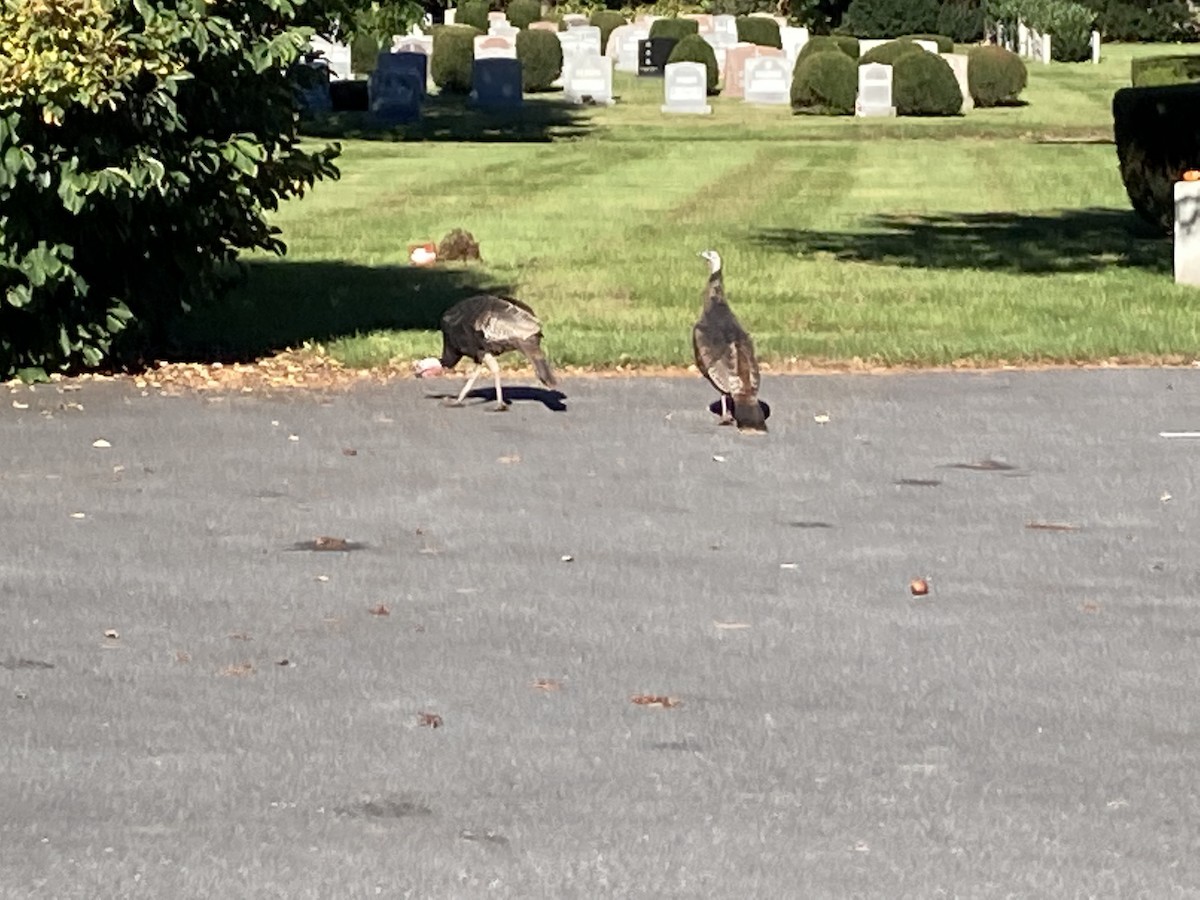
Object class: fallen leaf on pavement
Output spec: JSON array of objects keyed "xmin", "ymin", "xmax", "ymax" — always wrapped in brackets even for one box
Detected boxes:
[
  {"xmin": 418, "ymin": 712, "xmax": 443, "ymax": 728},
  {"xmin": 103, "ymin": 629, "xmax": 120, "ymax": 640},
  {"xmin": 713, "ymin": 621, "xmax": 751, "ymax": 630},
  {"xmin": 1025, "ymin": 521, "xmax": 1080, "ymax": 532},
  {"xmin": 92, "ymin": 439, "xmax": 111, "ymax": 448},
  {"xmin": 630, "ymin": 694, "xmax": 682, "ymax": 708},
  {"xmin": 219, "ymin": 662, "xmax": 255, "ymax": 677},
  {"xmin": 369, "ymin": 604, "xmax": 390, "ymax": 616},
  {"xmin": 342, "ymin": 448, "xmax": 358, "ymax": 456},
  {"xmin": 531, "ymin": 678, "xmax": 562, "ymax": 691}
]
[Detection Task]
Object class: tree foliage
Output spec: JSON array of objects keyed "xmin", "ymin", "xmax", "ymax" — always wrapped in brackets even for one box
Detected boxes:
[{"xmin": 0, "ymin": 0, "xmax": 344, "ymax": 380}]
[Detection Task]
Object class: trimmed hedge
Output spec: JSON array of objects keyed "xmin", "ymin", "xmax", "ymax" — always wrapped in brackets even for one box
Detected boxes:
[
  {"xmin": 431, "ymin": 24, "xmax": 480, "ymax": 94},
  {"xmin": 892, "ymin": 50, "xmax": 963, "ymax": 115},
  {"xmin": 351, "ymin": 33, "xmax": 381, "ymax": 75},
  {"xmin": 967, "ymin": 45, "xmax": 1027, "ymax": 106},
  {"xmin": 860, "ymin": 39, "xmax": 925, "ymax": 66},
  {"xmin": 649, "ymin": 18, "xmax": 700, "ymax": 41},
  {"xmin": 1113, "ymin": 83, "xmax": 1200, "ymax": 232},
  {"xmin": 736, "ymin": 16, "xmax": 783, "ymax": 48},
  {"xmin": 898, "ymin": 33, "xmax": 955, "ymax": 52},
  {"xmin": 796, "ymin": 34, "xmax": 859, "ymax": 67},
  {"xmin": 791, "ymin": 49, "xmax": 857, "ymax": 114},
  {"xmin": 842, "ymin": 0, "xmax": 940, "ymax": 38},
  {"xmin": 1131, "ymin": 54, "xmax": 1200, "ymax": 87},
  {"xmin": 1084, "ymin": 0, "xmax": 1198, "ymax": 43},
  {"xmin": 590, "ymin": 10, "xmax": 627, "ymax": 52},
  {"xmin": 506, "ymin": 0, "xmax": 541, "ymax": 29},
  {"xmin": 457, "ymin": 0, "xmax": 489, "ymax": 32},
  {"xmin": 516, "ymin": 28, "xmax": 562, "ymax": 91},
  {"xmin": 667, "ymin": 34, "xmax": 720, "ymax": 94},
  {"xmin": 936, "ymin": 0, "xmax": 986, "ymax": 42}
]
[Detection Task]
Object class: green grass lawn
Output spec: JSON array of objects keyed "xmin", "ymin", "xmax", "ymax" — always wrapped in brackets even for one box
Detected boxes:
[{"xmin": 177, "ymin": 42, "xmax": 1200, "ymax": 371}]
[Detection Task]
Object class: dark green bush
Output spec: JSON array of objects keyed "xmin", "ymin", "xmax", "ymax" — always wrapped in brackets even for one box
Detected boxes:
[
  {"xmin": 1113, "ymin": 83, "xmax": 1200, "ymax": 232},
  {"xmin": 736, "ymin": 16, "xmax": 783, "ymax": 47},
  {"xmin": 649, "ymin": 18, "xmax": 700, "ymax": 41},
  {"xmin": 667, "ymin": 34, "xmax": 720, "ymax": 94},
  {"xmin": 516, "ymin": 28, "xmax": 562, "ymax": 91},
  {"xmin": 590, "ymin": 10, "xmax": 627, "ymax": 52},
  {"xmin": 967, "ymin": 45, "xmax": 1027, "ymax": 106},
  {"xmin": 432, "ymin": 24, "xmax": 481, "ymax": 94},
  {"xmin": 708, "ymin": 0, "xmax": 781, "ymax": 15},
  {"xmin": 507, "ymin": 0, "xmax": 541, "ymax": 29},
  {"xmin": 935, "ymin": 0, "xmax": 986, "ymax": 42},
  {"xmin": 892, "ymin": 50, "xmax": 962, "ymax": 115},
  {"xmin": 350, "ymin": 33, "xmax": 381, "ymax": 75},
  {"xmin": 457, "ymin": 0, "xmax": 490, "ymax": 32},
  {"xmin": 796, "ymin": 34, "xmax": 859, "ymax": 67},
  {"xmin": 1131, "ymin": 55, "xmax": 1200, "ymax": 87},
  {"xmin": 0, "ymin": 0, "xmax": 339, "ymax": 379},
  {"xmin": 791, "ymin": 48, "xmax": 857, "ymax": 114},
  {"xmin": 898, "ymin": 33, "xmax": 955, "ymax": 53},
  {"xmin": 842, "ymin": 0, "xmax": 939, "ymax": 38},
  {"xmin": 860, "ymin": 39, "xmax": 924, "ymax": 66},
  {"xmin": 1085, "ymin": 0, "xmax": 1198, "ymax": 42}
]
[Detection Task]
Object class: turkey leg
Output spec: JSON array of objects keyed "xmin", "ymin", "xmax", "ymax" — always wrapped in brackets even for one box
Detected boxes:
[
  {"xmin": 448, "ymin": 363, "xmax": 484, "ymax": 406},
  {"xmin": 484, "ymin": 352, "xmax": 508, "ymax": 411}
]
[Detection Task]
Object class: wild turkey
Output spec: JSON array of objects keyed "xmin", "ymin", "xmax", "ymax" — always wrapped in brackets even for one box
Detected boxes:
[
  {"xmin": 414, "ymin": 294, "xmax": 556, "ymax": 410},
  {"xmin": 692, "ymin": 250, "xmax": 768, "ymax": 433}
]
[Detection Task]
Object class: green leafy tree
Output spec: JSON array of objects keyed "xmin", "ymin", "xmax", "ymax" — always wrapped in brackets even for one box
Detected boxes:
[{"xmin": 0, "ymin": 0, "xmax": 346, "ymax": 379}]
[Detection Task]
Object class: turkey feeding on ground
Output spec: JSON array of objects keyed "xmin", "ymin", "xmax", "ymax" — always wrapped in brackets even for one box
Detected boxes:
[
  {"xmin": 414, "ymin": 294, "xmax": 557, "ymax": 410},
  {"xmin": 692, "ymin": 250, "xmax": 768, "ymax": 434}
]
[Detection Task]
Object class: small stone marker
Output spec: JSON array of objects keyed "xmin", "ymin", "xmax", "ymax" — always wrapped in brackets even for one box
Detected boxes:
[
  {"xmin": 564, "ymin": 52, "xmax": 614, "ymax": 105},
  {"xmin": 638, "ymin": 37, "xmax": 676, "ymax": 76},
  {"xmin": 661, "ymin": 61, "xmax": 711, "ymax": 114},
  {"xmin": 940, "ymin": 52, "xmax": 972, "ymax": 111},
  {"xmin": 856, "ymin": 62, "xmax": 895, "ymax": 117},
  {"xmin": 369, "ymin": 55, "xmax": 423, "ymax": 123},
  {"xmin": 1091, "ymin": 29, "xmax": 1101, "ymax": 64},
  {"xmin": 474, "ymin": 34, "xmax": 517, "ymax": 60},
  {"xmin": 1176, "ymin": 178, "xmax": 1200, "ymax": 287},
  {"xmin": 858, "ymin": 38, "xmax": 888, "ymax": 56},
  {"xmin": 743, "ymin": 55, "xmax": 790, "ymax": 104},
  {"xmin": 913, "ymin": 39, "xmax": 939, "ymax": 54},
  {"xmin": 471, "ymin": 57, "xmax": 523, "ymax": 109}
]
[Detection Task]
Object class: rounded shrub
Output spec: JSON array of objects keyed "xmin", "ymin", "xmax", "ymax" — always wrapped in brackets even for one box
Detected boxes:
[
  {"xmin": 796, "ymin": 34, "xmax": 858, "ymax": 68},
  {"xmin": 1132, "ymin": 55, "xmax": 1200, "ymax": 88},
  {"xmin": 791, "ymin": 49, "xmax": 857, "ymax": 115},
  {"xmin": 590, "ymin": 10, "xmax": 627, "ymax": 52},
  {"xmin": 898, "ymin": 33, "xmax": 954, "ymax": 53},
  {"xmin": 667, "ymin": 34, "xmax": 720, "ymax": 94},
  {"xmin": 842, "ymin": 0, "xmax": 939, "ymax": 38},
  {"xmin": 735, "ymin": 16, "xmax": 782, "ymax": 48},
  {"xmin": 967, "ymin": 45, "xmax": 1027, "ymax": 107},
  {"xmin": 506, "ymin": 0, "xmax": 541, "ymax": 30},
  {"xmin": 892, "ymin": 50, "xmax": 962, "ymax": 116},
  {"xmin": 431, "ymin": 24, "xmax": 480, "ymax": 94},
  {"xmin": 457, "ymin": 0, "xmax": 490, "ymax": 33},
  {"xmin": 516, "ymin": 28, "xmax": 563, "ymax": 92},
  {"xmin": 350, "ymin": 33, "xmax": 381, "ymax": 75},
  {"xmin": 649, "ymin": 17, "xmax": 699, "ymax": 42},
  {"xmin": 935, "ymin": 0, "xmax": 985, "ymax": 43},
  {"xmin": 859, "ymin": 39, "xmax": 924, "ymax": 67}
]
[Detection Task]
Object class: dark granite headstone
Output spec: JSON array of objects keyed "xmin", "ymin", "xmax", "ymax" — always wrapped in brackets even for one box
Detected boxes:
[
  {"xmin": 470, "ymin": 58, "xmax": 523, "ymax": 109},
  {"xmin": 368, "ymin": 59, "xmax": 423, "ymax": 124},
  {"xmin": 637, "ymin": 37, "xmax": 677, "ymax": 76}
]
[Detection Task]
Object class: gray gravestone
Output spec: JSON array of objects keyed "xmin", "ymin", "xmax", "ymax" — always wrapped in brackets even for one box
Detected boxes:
[
  {"xmin": 743, "ymin": 56, "xmax": 791, "ymax": 105},
  {"xmin": 471, "ymin": 57, "xmax": 523, "ymax": 109},
  {"xmin": 940, "ymin": 52, "xmax": 972, "ymax": 111},
  {"xmin": 369, "ymin": 56, "xmax": 423, "ymax": 123},
  {"xmin": 661, "ymin": 61, "xmax": 711, "ymax": 114},
  {"xmin": 564, "ymin": 52, "xmax": 614, "ymax": 105},
  {"xmin": 856, "ymin": 62, "xmax": 894, "ymax": 117}
]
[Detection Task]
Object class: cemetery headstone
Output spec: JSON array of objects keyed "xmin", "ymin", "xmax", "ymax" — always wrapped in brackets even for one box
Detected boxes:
[
  {"xmin": 1039, "ymin": 33, "xmax": 1051, "ymax": 64},
  {"xmin": 487, "ymin": 11, "xmax": 507, "ymax": 23},
  {"xmin": 471, "ymin": 57, "xmax": 523, "ymax": 109},
  {"xmin": 613, "ymin": 26, "xmax": 649, "ymax": 73},
  {"xmin": 309, "ymin": 35, "xmax": 352, "ymax": 80},
  {"xmin": 743, "ymin": 55, "xmax": 791, "ymax": 105},
  {"xmin": 474, "ymin": 34, "xmax": 517, "ymax": 60},
  {"xmin": 369, "ymin": 55, "xmax": 423, "ymax": 123},
  {"xmin": 1176, "ymin": 179, "xmax": 1200, "ymax": 287},
  {"xmin": 780, "ymin": 26, "xmax": 809, "ymax": 67},
  {"xmin": 562, "ymin": 13, "xmax": 589, "ymax": 28},
  {"xmin": 723, "ymin": 43, "xmax": 778, "ymax": 98},
  {"xmin": 445, "ymin": 6, "xmax": 456, "ymax": 25},
  {"xmin": 292, "ymin": 60, "xmax": 332, "ymax": 114},
  {"xmin": 638, "ymin": 37, "xmax": 676, "ymax": 76},
  {"xmin": 682, "ymin": 13, "xmax": 714, "ymax": 33},
  {"xmin": 713, "ymin": 14, "xmax": 738, "ymax": 41},
  {"xmin": 570, "ymin": 25, "xmax": 603, "ymax": 57},
  {"xmin": 1090, "ymin": 30, "xmax": 1101, "ymax": 63},
  {"xmin": 376, "ymin": 49, "xmax": 428, "ymax": 98},
  {"xmin": 392, "ymin": 36, "xmax": 432, "ymax": 57},
  {"xmin": 913, "ymin": 39, "xmax": 939, "ymax": 54},
  {"xmin": 488, "ymin": 23, "xmax": 520, "ymax": 40},
  {"xmin": 858, "ymin": 38, "xmax": 888, "ymax": 56},
  {"xmin": 661, "ymin": 61, "xmax": 711, "ymax": 114},
  {"xmin": 529, "ymin": 21, "xmax": 559, "ymax": 32},
  {"xmin": 856, "ymin": 62, "xmax": 894, "ymax": 117},
  {"xmin": 1017, "ymin": 19, "xmax": 1029, "ymax": 56},
  {"xmin": 564, "ymin": 52, "xmax": 614, "ymax": 105},
  {"xmin": 940, "ymin": 52, "xmax": 972, "ymax": 111}
]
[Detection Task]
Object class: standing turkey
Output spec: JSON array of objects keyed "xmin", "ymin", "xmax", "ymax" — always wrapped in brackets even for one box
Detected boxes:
[
  {"xmin": 692, "ymin": 250, "xmax": 768, "ymax": 433},
  {"xmin": 415, "ymin": 294, "xmax": 557, "ymax": 410}
]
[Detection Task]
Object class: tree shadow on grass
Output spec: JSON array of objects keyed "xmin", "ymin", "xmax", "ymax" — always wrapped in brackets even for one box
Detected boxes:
[
  {"xmin": 753, "ymin": 208, "xmax": 1170, "ymax": 275},
  {"xmin": 164, "ymin": 260, "xmax": 510, "ymax": 363},
  {"xmin": 300, "ymin": 93, "xmax": 592, "ymax": 143}
]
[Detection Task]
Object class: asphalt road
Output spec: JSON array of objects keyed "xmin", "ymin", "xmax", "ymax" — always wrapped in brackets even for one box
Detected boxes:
[{"xmin": 2, "ymin": 369, "xmax": 1200, "ymax": 898}]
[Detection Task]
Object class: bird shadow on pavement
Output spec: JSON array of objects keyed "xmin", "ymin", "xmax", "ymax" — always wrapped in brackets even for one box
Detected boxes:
[{"xmin": 424, "ymin": 386, "xmax": 568, "ymax": 412}]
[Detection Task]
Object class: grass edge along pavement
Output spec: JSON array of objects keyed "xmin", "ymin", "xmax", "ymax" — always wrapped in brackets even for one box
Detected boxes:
[{"xmin": 167, "ymin": 42, "xmax": 1200, "ymax": 379}]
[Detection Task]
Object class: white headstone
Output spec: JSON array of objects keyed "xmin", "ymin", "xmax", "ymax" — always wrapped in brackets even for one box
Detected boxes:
[
  {"xmin": 661, "ymin": 61, "xmax": 711, "ymax": 115},
  {"xmin": 1091, "ymin": 30, "xmax": 1101, "ymax": 64},
  {"xmin": 780, "ymin": 26, "xmax": 809, "ymax": 66},
  {"xmin": 858, "ymin": 38, "xmax": 888, "ymax": 56},
  {"xmin": 562, "ymin": 13, "xmax": 589, "ymax": 28},
  {"xmin": 569, "ymin": 25, "xmax": 603, "ymax": 57},
  {"xmin": 743, "ymin": 55, "xmax": 791, "ymax": 105},
  {"xmin": 940, "ymin": 52, "xmax": 972, "ymax": 111},
  {"xmin": 1040, "ymin": 33, "xmax": 1052, "ymax": 64},
  {"xmin": 309, "ymin": 36, "xmax": 352, "ymax": 80},
  {"xmin": 488, "ymin": 23, "xmax": 519, "ymax": 40},
  {"xmin": 445, "ymin": 7, "xmax": 456, "ymax": 25},
  {"xmin": 913, "ymin": 39, "xmax": 939, "ymax": 54},
  {"xmin": 487, "ymin": 11, "xmax": 507, "ymax": 23},
  {"xmin": 1177, "ymin": 179, "xmax": 1200, "ymax": 286},
  {"xmin": 856, "ymin": 62, "xmax": 894, "ymax": 117},
  {"xmin": 1017, "ymin": 19, "xmax": 1029, "ymax": 56},
  {"xmin": 474, "ymin": 34, "xmax": 517, "ymax": 60},
  {"xmin": 564, "ymin": 52, "xmax": 614, "ymax": 105},
  {"xmin": 613, "ymin": 26, "xmax": 648, "ymax": 73},
  {"xmin": 713, "ymin": 15, "xmax": 738, "ymax": 40},
  {"xmin": 392, "ymin": 36, "xmax": 432, "ymax": 56}
]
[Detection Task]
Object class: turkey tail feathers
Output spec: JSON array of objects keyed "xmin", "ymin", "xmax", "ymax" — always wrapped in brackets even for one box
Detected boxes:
[{"xmin": 526, "ymin": 344, "xmax": 557, "ymax": 388}]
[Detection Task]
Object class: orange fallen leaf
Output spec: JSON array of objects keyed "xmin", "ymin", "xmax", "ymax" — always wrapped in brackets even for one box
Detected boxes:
[
  {"xmin": 418, "ymin": 711, "xmax": 443, "ymax": 728},
  {"xmin": 630, "ymin": 694, "xmax": 682, "ymax": 708},
  {"xmin": 530, "ymin": 678, "xmax": 562, "ymax": 692},
  {"xmin": 220, "ymin": 662, "xmax": 255, "ymax": 677},
  {"xmin": 369, "ymin": 604, "xmax": 390, "ymax": 616}
]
